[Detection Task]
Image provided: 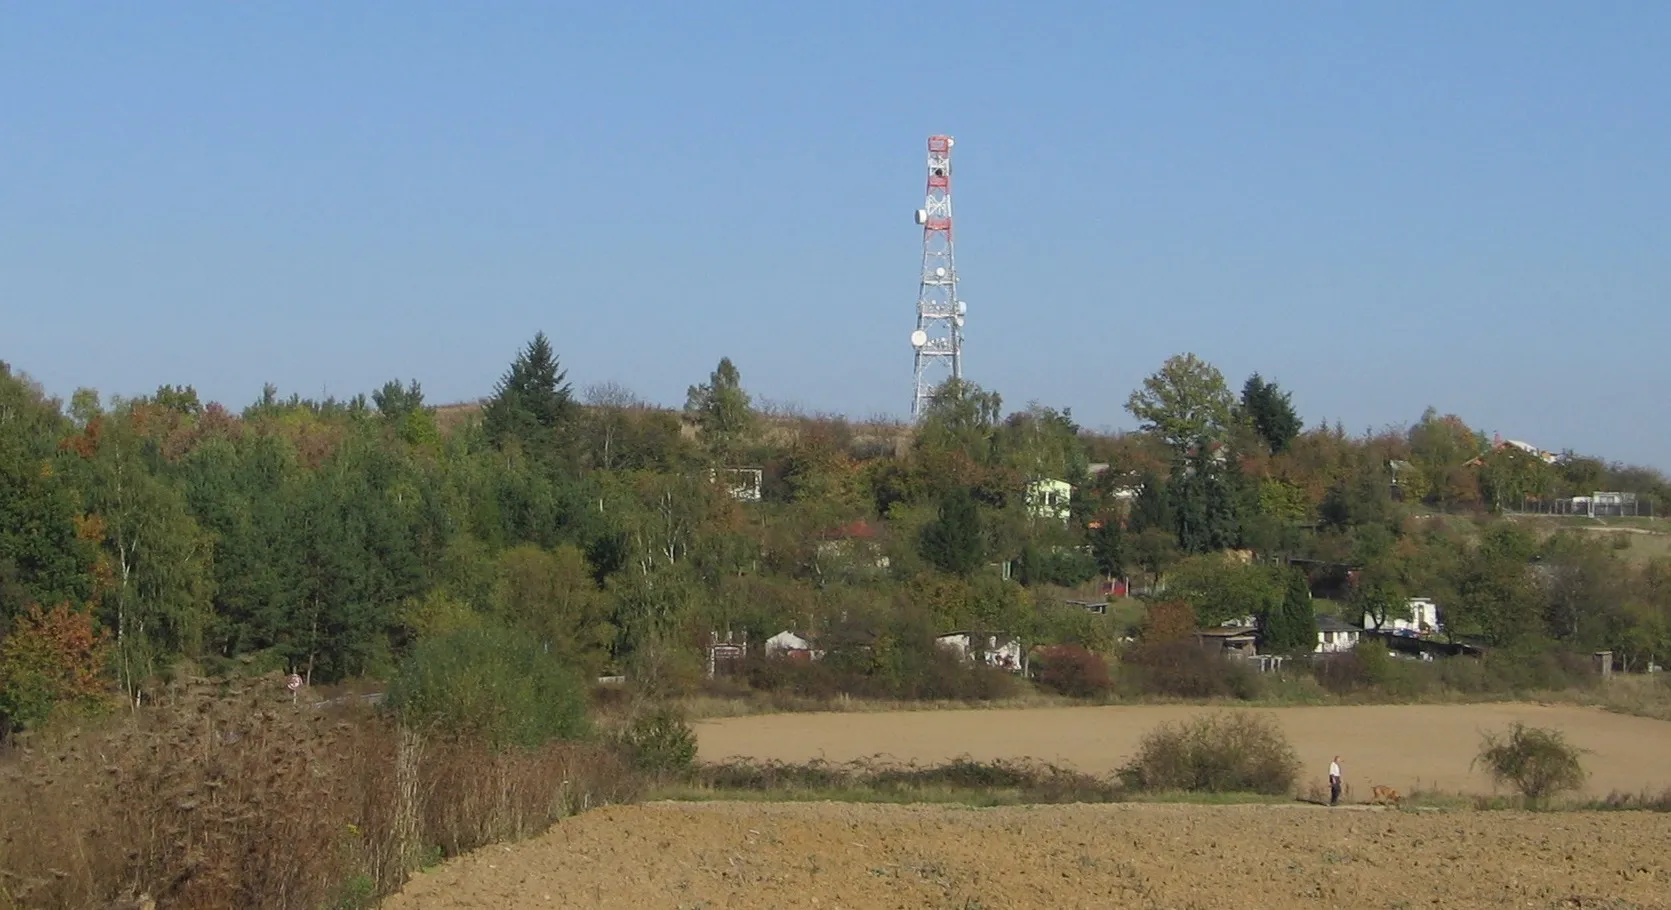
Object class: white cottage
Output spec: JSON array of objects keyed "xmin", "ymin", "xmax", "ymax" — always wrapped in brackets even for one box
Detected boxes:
[{"xmin": 1315, "ymin": 615, "xmax": 1362, "ymax": 653}]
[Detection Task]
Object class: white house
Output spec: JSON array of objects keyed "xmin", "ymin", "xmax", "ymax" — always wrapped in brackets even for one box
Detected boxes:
[
  {"xmin": 1315, "ymin": 615, "xmax": 1362, "ymax": 653},
  {"xmin": 935, "ymin": 631, "xmax": 1025, "ymax": 672},
  {"xmin": 1025, "ymin": 479, "xmax": 1073, "ymax": 522},
  {"xmin": 1362, "ymin": 597, "xmax": 1442, "ymax": 636}
]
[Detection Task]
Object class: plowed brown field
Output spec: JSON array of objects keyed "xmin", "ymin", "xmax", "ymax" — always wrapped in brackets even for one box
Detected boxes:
[
  {"xmin": 697, "ymin": 702, "xmax": 1671, "ymax": 797},
  {"xmin": 384, "ymin": 801, "xmax": 1671, "ymax": 909}
]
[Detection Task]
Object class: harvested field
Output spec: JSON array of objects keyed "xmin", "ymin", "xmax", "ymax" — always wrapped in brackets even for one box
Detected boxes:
[
  {"xmin": 696, "ymin": 703, "xmax": 1671, "ymax": 797},
  {"xmin": 383, "ymin": 800, "xmax": 1671, "ymax": 909}
]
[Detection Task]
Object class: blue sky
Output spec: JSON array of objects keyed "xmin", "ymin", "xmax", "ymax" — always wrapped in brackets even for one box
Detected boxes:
[{"xmin": 4, "ymin": 2, "xmax": 1668, "ymax": 466}]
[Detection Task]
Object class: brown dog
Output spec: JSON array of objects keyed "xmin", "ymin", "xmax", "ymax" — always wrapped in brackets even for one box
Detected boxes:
[{"xmin": 1370, "ymin": 785, "xmax": 1402, "ymax": 806}]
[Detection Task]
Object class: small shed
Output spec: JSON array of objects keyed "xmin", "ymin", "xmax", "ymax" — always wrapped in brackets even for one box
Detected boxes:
[
  {"xmin": 1315, "ymin": 615, "xmax": 1362, "ymax": 653},
  {"xmin": 1195, "ymin": 626, "xmax": 1259, "ymax": 655}
]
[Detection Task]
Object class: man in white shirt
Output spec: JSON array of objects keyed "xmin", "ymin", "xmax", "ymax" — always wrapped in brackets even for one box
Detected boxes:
[{"xmin": 1329, "ymin": 756, "xmax": 1342, "ymax": 806}]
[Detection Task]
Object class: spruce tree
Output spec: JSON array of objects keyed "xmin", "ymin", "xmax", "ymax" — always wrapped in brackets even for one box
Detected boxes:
[
  {"xmin": 919, "ymin": 487, "xmax": 984, "ymax": 576},
  {"xmin": 1262, "ymin": 568, "xmax": 1319, "ymax": 655},
  {"xmin": 484, "ymin": 332, "xmax": 574, "ymax": 456},
  {"xmin": 1240, "ymin": 373, "xmax": 1302, "ymax": 455}
]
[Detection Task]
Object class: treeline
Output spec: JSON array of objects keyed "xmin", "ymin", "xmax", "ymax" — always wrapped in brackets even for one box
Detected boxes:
[{"xmin": 3, "ymin": 338, "xmax": 1671, "ymax": 731}]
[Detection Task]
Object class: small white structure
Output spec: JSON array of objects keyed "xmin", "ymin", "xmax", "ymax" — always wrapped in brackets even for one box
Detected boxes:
[
  {"xmin": 763, "ymin": 630, "xmax": 814, "ymax": 657},
  {"xmin": 709, "ymin": 467, "xmax": 763, "ymax": 502},
  {"xmin": 1315, "ymin": 616, "xmax": 1362, "ymax": 653},
  {"xmin": 1025, "ymin": 478, "xmax": 1072, "ymax": 521},
  {"xmin": 1363, "ymin": 597, "xmax": 1441, "ymax": 636},
  {"xmin": 935, "ymin": 631, "xmax": 1024, "ymax": 672}
]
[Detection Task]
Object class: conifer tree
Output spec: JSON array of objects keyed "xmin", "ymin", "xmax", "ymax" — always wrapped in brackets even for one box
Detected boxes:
[{"xmin": 484, "ymin": 332, "xmax": 574, "ymax": 457}]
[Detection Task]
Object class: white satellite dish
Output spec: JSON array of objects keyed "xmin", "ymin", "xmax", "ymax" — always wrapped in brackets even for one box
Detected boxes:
[
  {"xmin": 934, "ymin": 266, "xmax": 946, "ymax": 278},
  {"xmin": 955, "ymin": 300, "xmax": 967, "ymax": 316},
  {"xmin": 914, "ymin": 209, "xmax": 928, "ymax": 225},
  {"xmin": 954, "ymin": 315, "xmax": 965, "ymax": 327},
  {"xmin": 946, "ymin": 137, "xmax": 955, "ymax": 147},
  {"xmin": 910, "ymin": 329, "xmax": 928, "ymax": 348}
]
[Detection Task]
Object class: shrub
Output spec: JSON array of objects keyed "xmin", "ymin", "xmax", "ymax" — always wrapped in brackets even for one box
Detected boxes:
[
  {"xmin": 691, "ymin": 756, "xmax": 1124, "ymax": 804},
  {"xmin": 1118, "ymin": 711, "xmax": 1300, "ymax": 795},
  {"xmin": 385, "ymin": 625, "xmax": 588, "ymax": 750},
  {"xmin": 618, "ymin": 706, "xmax": 698, "ymax": 775},
  {"xmin": 1474, "ymin": 722, "xmax": 1587, "ymax": 807},
  {"xmin": 0, "ymin": 602, "xmax": 111, "ymax": 734},
  {"xmin": 1035, "ymin": 644, "xmax": 1112, "ymax": 698},
  {"xmin": 1121, "ymin": 640, "xmax": 1262, "ymax": 700}
]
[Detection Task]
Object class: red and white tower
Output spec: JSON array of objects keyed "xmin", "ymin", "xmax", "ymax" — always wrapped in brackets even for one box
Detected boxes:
[{"xmin": 908, "ymin": 134, "xmax": 965, "ymax": 419}]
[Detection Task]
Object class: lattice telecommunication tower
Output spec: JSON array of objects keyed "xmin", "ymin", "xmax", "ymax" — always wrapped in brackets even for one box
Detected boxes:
[{"xmin": 908, "ymin": 134, "xmax": 966, "ymax": 420}]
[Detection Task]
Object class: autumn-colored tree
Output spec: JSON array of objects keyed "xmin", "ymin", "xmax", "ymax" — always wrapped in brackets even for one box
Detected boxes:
[
  {"xmin": 0, "ymin": 602, "xmax": 111, "ymax": 731},
  {"xmin": 1140, "ymin": 599, "xmax": 1198, "ymax": 643}
]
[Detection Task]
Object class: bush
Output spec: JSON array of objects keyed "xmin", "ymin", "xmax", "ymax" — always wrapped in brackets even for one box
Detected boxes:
[
  {"xmin": 385, "ymin": 625, "xmax": 589, "ymax": 750},
  {"xmin": 1118, "ymin": 711, "xmax": 1300, "ymax": 795},
  {"xmin": 691, "ymin": 756, "xmax": 1123, "ymax": 804},
  {"xmin": 1035, "ymin": 644, "xmax": 1112, "ymax": 698},
  {"xmin": 619, "ymin": 706, "xmax": 698, "ymax": 775},
  {"xmin": 1474, "ymin": 722, "xmax": 1587, "ymax": 807},
  {"xmin": 1121, "ymin": 640, "xmax": 1262, "ymax": 700}
]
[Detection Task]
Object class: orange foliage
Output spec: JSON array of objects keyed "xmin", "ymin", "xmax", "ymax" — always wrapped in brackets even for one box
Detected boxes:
[
  {"xmin": 1140, "ymin": 599, "xmax": 1199, "ymax": 643},
  {"xmin": 0, "ymin": 603, "xmax": 112, "ymax": 723}
]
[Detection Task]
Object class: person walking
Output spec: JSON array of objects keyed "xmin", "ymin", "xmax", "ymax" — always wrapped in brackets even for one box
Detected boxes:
[{"xmin": 1328, "ymin": 755, "xmax": 1342, "ymax": 806}]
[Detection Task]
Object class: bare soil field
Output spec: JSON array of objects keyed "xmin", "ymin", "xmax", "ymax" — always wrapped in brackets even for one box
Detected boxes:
[
  {"xmin": 696, "ymin": 703, "xmax": 1671, "ymax": 797},
  {"xmin": 383, "ymin": 801, "xmax": 1671, "ymax": 909}
]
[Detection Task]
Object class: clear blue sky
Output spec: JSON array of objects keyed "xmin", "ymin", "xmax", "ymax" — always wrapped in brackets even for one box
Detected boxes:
[{"xmin": 4, "ymin": 2, "xmax": 1668, "ymax": 466}]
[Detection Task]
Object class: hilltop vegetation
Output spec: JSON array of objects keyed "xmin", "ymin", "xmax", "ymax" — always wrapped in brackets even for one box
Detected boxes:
[{"xmin": 3, "ymin": 338, "xmax": 1671, "ymax": 735}]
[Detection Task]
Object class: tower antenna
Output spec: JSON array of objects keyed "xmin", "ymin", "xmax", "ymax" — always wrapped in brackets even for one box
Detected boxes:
[{"xmin": 908, "ymin": 134, "xmax": 965, "ymax": 420}]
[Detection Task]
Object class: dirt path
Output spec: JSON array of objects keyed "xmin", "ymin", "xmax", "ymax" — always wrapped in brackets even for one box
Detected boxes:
[
  {"xmin": 696, "ymin": 702, "xmax": 1671, "ymax": 797},
  {"xmin": 383, "ymin": 801, "xmax": 1671, "ymax": 909}
]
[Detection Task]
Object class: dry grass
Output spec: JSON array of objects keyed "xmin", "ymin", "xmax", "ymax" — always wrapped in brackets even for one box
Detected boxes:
[{"xmin": 0, "ymin": 673, "xmax": 641, "ymax": 910}]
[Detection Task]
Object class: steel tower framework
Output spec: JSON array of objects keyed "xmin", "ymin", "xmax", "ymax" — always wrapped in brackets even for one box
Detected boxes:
[{"xmin": 909, "ymin": 134, "xmax": 964, "ymax": 420}]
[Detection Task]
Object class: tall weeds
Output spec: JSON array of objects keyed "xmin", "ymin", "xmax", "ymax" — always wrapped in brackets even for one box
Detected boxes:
[{"xmin": 0, "ymin": 672, "xmax": 641, "ymax": 910}]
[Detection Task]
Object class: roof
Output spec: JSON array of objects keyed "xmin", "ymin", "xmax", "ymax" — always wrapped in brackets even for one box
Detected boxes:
[{"xmin": 1316, "ymin": 615, "xmax": 1362, "ymax": 633}]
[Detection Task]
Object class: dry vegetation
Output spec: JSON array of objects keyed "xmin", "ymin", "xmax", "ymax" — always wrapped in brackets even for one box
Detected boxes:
[{"xmin": 0, "ymin": 674, "xmax": 641, "ymax": 910}]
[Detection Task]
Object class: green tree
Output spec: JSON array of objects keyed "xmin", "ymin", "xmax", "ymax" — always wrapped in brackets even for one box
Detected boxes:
[
  {"xmin": 385, "ymin": 624, "xmax": 589, "ymax": 750},
  {"xmin": 1126, "ymin": 353, "xmax": 1236, "ymax": 454},
  {"xmin": 1262, "ymin": 568, "xmax": 1319, "ymax": 655},
  {"xmin": 1167, "ymin": 554, "xmax": 1282, "ymax": 627},
  {"xmin": 491, "ymin": 544, "xmax": 613, "ymax": 677},
  {"xmin": 684, "ymin": 357, "xmax": 755, "ymax": 464},
  {"xmin": 1239, "ymin": 373, "xmax": 1301, "ymax": 455},
  {"xmin": 1171, "ymin": 443, "xmax": 1241, "ymax": 555},
  {"xmin": 483, "ymin": 332, "xmax": 574, "ymax": 457},
  {"xmin": 919, "ymin": 487, "xmax": 984, "ymax": 576},
  {"xmin": 0, "ymin": 367, "xmax": 90, "ymax": 619},
  {"xmin": 1089, "ymin": 518, "xmax": 1126, "ymax": 579},
  {"xmin": 1450, "ymin": 524, "xmax": 1540, "ymax": 647},
  {"xmin": 995, "ymin": 404, "xmax": 1086, "ymax": 482},
  {"xmin": 914, "ymin": 378, "xmax": 1004, "ymax": 466}
]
